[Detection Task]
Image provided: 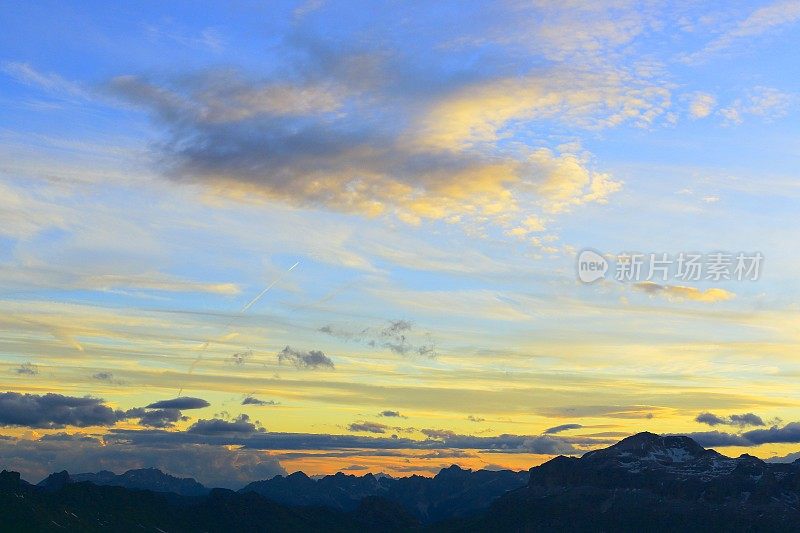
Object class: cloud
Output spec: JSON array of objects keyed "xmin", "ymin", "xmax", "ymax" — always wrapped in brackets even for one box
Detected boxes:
[
  {"xmin": 242, "ymin": 396, "xmax": 278, "ymax": 406},
  {"xmin": 0, "ymin": 392, "xmax": 206, "ymax": 430},
  {"xmin": 188, "ymin": 414, "xmax": 264, "ymax": 435},
  {"xmin": 379, "ymin": 410, "xmax": 402, "ymax": 418},
  {"xmin": 146, "ymin": 397, "xmax": 210, "ymax": 410},
  {"xmin": 0, "ymin": 181, "xmax": 72, "ymax": 239},
  {"xmin": 2, "ymin": 61, "xmax": 88, "ymax": 99},
  {"xmin": 538, "ymin": 405, "xmax": 660, "ymax": 419},
  {"xmin": 696, "ymin": 412, "xmax": 765, "ymax": 428},
  {"xmin": 684, "ymin": 430, "xmax": 751, "ymax": 447},
  {"xmin": 741, "ymin": 422, "xmax": 800, "ymax": 445},
  {"xmin": 144, "ymin": 23, "xmax": 226, "ymax": 53},
  {"xmin": 343, "ymin": 464, "xmax": 370, "ymax": 471},
  {"xmin": 418, "ymin": 450, "xmax": 475, "ymax": 460},
  {"xmin": 686, "ymin": 421, "xmax": 800, "ymax": 447},
  {"xmin": 230, "ymin": 349, "xmax": 253, "ymax": 366},
  {"xmin": 686, "ymin": 0, "xmax": 800, "ymax": 62},
  {"xmin": 14, "ymin": 363, "xmax": 39, "ymax": 376},
  {"xmin": 720, "ymin": 86, "xmax": 793, "ymax": 124},
  {"xmin": 695, "ymin": 412, "xmax": 726, "ymax": 426},
  {"xmin": 106, "ymin": 425, "xmax": 608, "ymax": 456},
  {"xmin": 634, "ymin": 282, "xmax": 734, "ymax": 303},
  {"xmin": 137, "ymin": 408, "xmax": 187, "ymax": 428},
  {"xmin": 730, "ymin": 413, "xmax": 767, "ymax": 427},
  {"xmin": 467, "ymin": 415, "xmax": 485, "ymax": 423},
  {"xmin": 108, "ymin": 38, "xmax": 640, "ymax": 236},
  {"xmin": 689, "ymin": 92, "xmax": 716, "ymax": 118},
  {"xmin": 92, "ymin": 372, "xmax": 125, "ymax": 385},
  {"xmin": 0, "ymin": 433, "xmax": 285, "ymax": 489},
  {"xmin": 421, "ymin": 429, "xmax": 457, "ymax": 440},
  {"xmin": 277, "ymin": 346, "xmax": 335, "ymax": 370},
  {"xmin": 0, "ymin": 392, "xmax": 120, "ymax": 429},
  {"xmin": 319, "ymin": 320, "xmax": 437, "ymax": 358},
  {"xmin": 421, "ymin": 432, "xmax": 599, "ymax": 455},
  {"xmin": 348, "ymin": 421, "xmax": 389, "ymax": 434},
  {"xmin": 416, "ymin": 70, "xmax": 669, "ymax": 150},
  {"xmin": 544, "ymin": 423, "xmax": 583, "ymax": 435},
  {"xmin": 83, "ymin": 273, "xmax": 240, "ymax": 295},
  {"xmin": 376, "ymin": 319, "xmax": 431, "ymax": 356}
]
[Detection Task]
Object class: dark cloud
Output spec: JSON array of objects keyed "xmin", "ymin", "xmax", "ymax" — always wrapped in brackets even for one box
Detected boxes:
[
  {"xmin": 278, "ymin": 346, "xmax": 335, "ymax": 370},
  {"xmin": 379, "ymin": 410, "xmax": 402, "ymax": 418},
  {"xmin": 0, "ymin": 392, "xmax": 119, "ymax": 429},
  {"xmin": 0, "ymin": 391, "xmax": 205, "ymax": 430},
  {"xmin": 92, "ymin": 372, "xmax": 125, "ymax": 385},
  {"xmin": 116, "ymin": 406, "xmax": 187, "ymax": 429},
  {"xmin": 146, "ymin": 397, "xmax": 210, "ymax": 410},
  {"xmin": 273, "ymin": 450, "xmax": 406, "ymax": 460},
  {"xmin": 421, "ymin": 429, "xmax": 457, "ymax": 440},
  {"xmin": 0, "ymin": 433, "xmax": 285, "ymax": 489},
  {"xmin": 242, "ymin": 396, "xmax": 278, "ymax": 406},
  {"xmin": 695, "ymin": 412, "xmax": 765, "ymax": 427},
  {"xmin": 107, "ymin": 427, "xmax": 605, "ymax": 455},
  {"xmin": 319, "ymin": 320, "xmax": 437, "ymax": 358},
  {"xmin": 14, "ymin": 363, "xmax": 39, "ymax": 376},
  {"xmin": 106, "ymin": 67, "xmax": 489, "ymax": 226},
  {"xmin": 348, "ymin": 421, "xmax": 389, "ymax": 434},
  {"xmin": 230, "ymin": 349, "xmax": 253, "ymax": 366},
  {"xmin": 343, "ymin": 464, "xmax": 370, "ymax": 471},
  {"xmin": 743, "ymin": 422, "xmax": 800, "ymax": 445},
  {"xmin": 40, "ymin": 433, "xmax": 101, "ymax": 444},
  {"xmin": 105, "ymin": 8, "xmax": 655, "ymax": 243},
  {"xmin": 681, "ymin": 431, "xmax": 751, "ymax": 447},
  {"xmin": 685, "ymin": 421, "xmax": 800, "ymax": 447},
  {"xmin": 188, "ymin": 414, "xmax": 264, "ymax": 435},
  {"xmin": 544, "ymin": 423, "xmax": 583, "ymax": 434},
  {"xmin": 729, "ymin": 413, "xmax": 766, "ymax": 427},
  {"xmin": 467, "ymin": 415, "xmax": 485, "ymax": 423},
  {"xmin": 137, "ymin": 408, "xmax": 187, "ymax": 428},
  {"xmin": 419, "ymin": 430, "xmax": 607, "ymax": 455},
  {"xmin": 377, "ymin": 320, "xmax": 437, "ymax": 357},
  {"xmin": 380, "ymin": 320, "xmax": 412, "ymax": 346},
  {"xmin": 695, "ymin": 412, "xmax": 726, "ymax": 426},
  {"xmin": 418, "ymin": 450, "xmax": 475, "ymax": 459}
]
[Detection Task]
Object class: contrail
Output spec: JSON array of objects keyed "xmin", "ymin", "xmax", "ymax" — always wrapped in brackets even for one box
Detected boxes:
[
  {"xmin": 178, "ymin": 261, "xmax": 300, "ymax": 394},
  {"xmin": 239, "ymin": 262, "xmax": 299, "ymax": 314}
]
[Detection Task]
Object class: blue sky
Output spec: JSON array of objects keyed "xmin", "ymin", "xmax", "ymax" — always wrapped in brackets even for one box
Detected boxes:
[{"xmin": 1, "ymin": 0, "xmax": 800, "ymax": 486}]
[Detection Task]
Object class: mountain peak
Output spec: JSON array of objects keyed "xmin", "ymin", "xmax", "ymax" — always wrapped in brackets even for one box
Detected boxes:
[
  {"xmin": 0, "ymin": 470, "xmax": 25, "ymax": 491},
  {"xmin": 67, "ymin": 467, "xmax": 207, "ymax": 496},
  {"xmin": 434, "ymin": 464, "xmax": 472, "ymax": 481},
  {"xmin": 37, "ymin": 470, "xmax": 71, "ymax": 492},
  {"xmin": 583, "ymin": 432, "xmax": 709, "ymax": 464}
]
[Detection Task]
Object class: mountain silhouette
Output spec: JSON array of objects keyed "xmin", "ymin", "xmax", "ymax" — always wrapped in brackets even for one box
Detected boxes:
[
  {"xmin": 241, "ymin": 464, "xmax": 528, "ymax": 523},
  {"xmin": 449, "ymin": 432, "xmax": 800, "ymax": 531},
  {"xmin": 4, "ymin": 432, "xmax": 800, "ymax": 531},
  {"xmin": 37, "ymin": 467, "xmax": 209, "ymax": 497}
]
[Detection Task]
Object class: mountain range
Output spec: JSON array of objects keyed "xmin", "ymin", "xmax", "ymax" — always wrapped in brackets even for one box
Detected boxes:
[{"xmin": 3, "ymin": 432, "xmax": 800, "ymax": 531}]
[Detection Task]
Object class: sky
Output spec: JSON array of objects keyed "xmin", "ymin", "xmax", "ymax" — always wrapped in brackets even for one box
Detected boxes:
[{"xmin": 1, "ymin": 0, "xmax": 800, "ymax": 488}]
